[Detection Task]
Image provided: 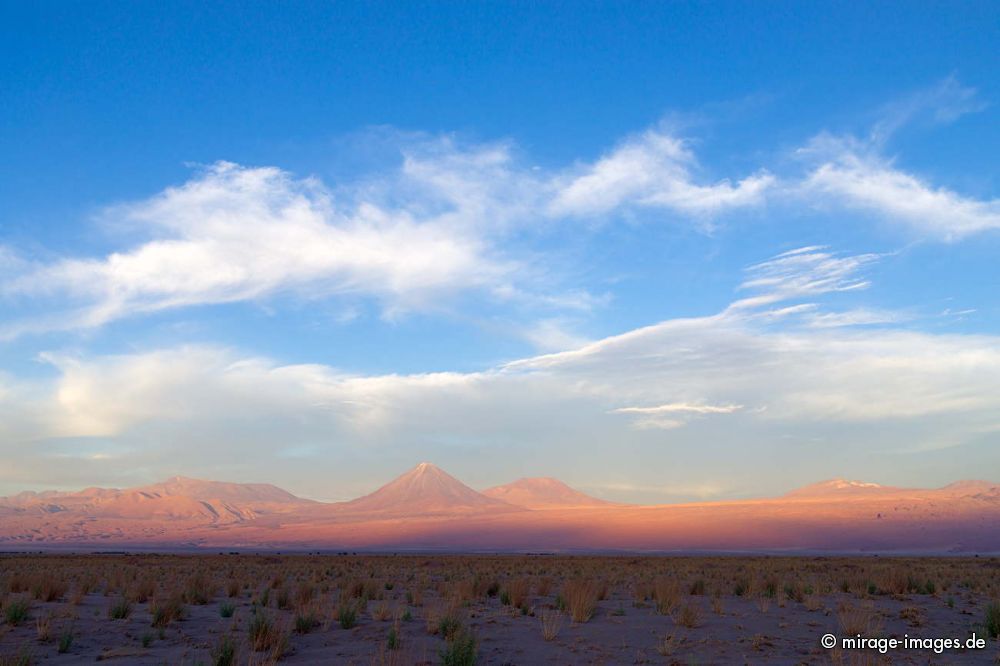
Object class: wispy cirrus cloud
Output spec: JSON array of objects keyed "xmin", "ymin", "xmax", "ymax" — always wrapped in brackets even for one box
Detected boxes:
[
  {"xmin": 728, "ymin": 245, "xmax": 882, "ymax": 312},
  {"xmin": 871, "ymin": 75, "xmax": 988, "ymax": 144}
]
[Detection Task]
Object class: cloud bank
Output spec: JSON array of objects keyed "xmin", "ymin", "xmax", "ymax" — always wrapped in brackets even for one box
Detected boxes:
[{"xmin": 3, "ymin": 249, "xmax": 999, "ymax": 498}]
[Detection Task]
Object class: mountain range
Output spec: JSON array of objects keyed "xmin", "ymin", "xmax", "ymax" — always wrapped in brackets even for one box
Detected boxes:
[{"xmin": 2, "ymin": 464, "xmax": 998, "ymax": 553}]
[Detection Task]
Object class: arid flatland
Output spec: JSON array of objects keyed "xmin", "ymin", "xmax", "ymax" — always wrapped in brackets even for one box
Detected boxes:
[{"xmin": 1, "ymin": 554, "xmax": 998, "ymax": 664}]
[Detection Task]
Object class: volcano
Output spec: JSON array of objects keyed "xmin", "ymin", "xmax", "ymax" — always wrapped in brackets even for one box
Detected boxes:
[{"xmin": 338, "ymin": 462, "xmax": 520, "ymax": 515}]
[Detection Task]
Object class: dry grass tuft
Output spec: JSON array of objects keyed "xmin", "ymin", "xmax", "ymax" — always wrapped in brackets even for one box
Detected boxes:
[
  {"xmin": 503, "ymin": 578, "xmax": 530, "ymax": 609},
  {"xmin": 653, "ymin": 577, "xmax": 681, "ymax": 616},
  {"xmin": 371, "ymin": 601, "xmax": 392, "ymax": 621},
  {"xmin": 838, "ymin": 602, "xmax": 881, "ymax": 636},
  {"xmin": 248, "ymin": 611, "xmax": 289, "ymax": 656},
  {"xmin": 562, "ymin": 579, "xmax": 601, "ymax": 623},
  {"xmin": 539, "ymin": 609, "xmax": 563, "ymax": 641},
  {"xmin": 674, "ymin": 600, "xmax": 702, "ymax": 628}
]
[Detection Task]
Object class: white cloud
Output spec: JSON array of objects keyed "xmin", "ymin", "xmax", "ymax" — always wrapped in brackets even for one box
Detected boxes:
[
  {"xmin": 2, "ymin": 160, "xmax": 520, "ymax": 334},
  {"xmin": 800, "ymin": 135, "xmax": 1000, "ymax": 240},
  {"xmin": 549, "ymin": 129, "xmax": 774, "ymax": 217}
]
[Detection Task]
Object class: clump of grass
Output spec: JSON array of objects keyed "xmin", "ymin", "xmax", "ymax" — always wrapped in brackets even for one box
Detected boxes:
[
  {"xmin": 539, "ymin": 610, "xmax": 562, "ymax": 641},
  {"xmin": 371, "ymin": 600, "xmax": 392, "ymax": 621},
  {"xmin": 899, "ymin": 605, "xmax": 925, "ymax": 627},
  {"xmin": 837, "ymin": 602, "xmax": 880, "ymax": 636},
  {"xmin": 440, "ymin": 627, "xmax": 478, "ymax": 666},
  {"xmin": 108, "ymin": 597, "xmax": 132, "ymax": 620},
  {"xmin": 561, "ymin": 579, "xmax": 601, "ymax": 623},
  {"xmin": 128, "ymin": 579, "xmax": 156, "ymax": 604},
  {"xmin": 906, "ymin": 576, "xmax": 936, "ymax": 595},
  {"xmin": 387, "ymin": 623, "xmax": 401, "ymax": 650},
  {"xmin": 711, "ymin": 594, "xmax": 724, "ymax": 615},
  {"xmin": 57, "ymin": 628, "xmax": 73, "ymax": 654},
  {"xmin": 653, "ymin": 578, "xmax": 681, "ymax": 616},
  {"xmin": 984, "ymin": 601, "xmax": 1000, "ymax": 639},
  {"xmin": 295, "ymin": 581, "xmax": 315, "ymax": 607},
  {"xmin": 248, "ymin": 611, "xmax": 288, "ymax": 655},
  {"xmin": 688, "ymin": 579, "xmax": 705, "ymax": 596},
  {"xmin": 4, "ymin": 597, "xmax": 31, "ymax": 626},
  {"xmin": 141, "ymin": 632, "xmax": 154, "ymax": 648},
  {"xmin": 337, "ymin": 601, "xmax": 358, "ymax": 629},
  {"xmin": 437, "ymin": 610, "xmax": 464, "ymax": 640},
  {"xmin": 150, "ymin": 594, "xmax": 186, "ymax": 627},
  {"xmin": 674, "ymin": 601, "xmax": 702, "ymax": 628},
  {"xmin": 655, "ymin": 633, "xmax": 677, "ymax": 657},
  {"xmin": 211, "ymin": 633, "xmax": 237, "ymax": 666},
  {"xmin": 503, "ymin": 578, "xmax": 530, "ymax": 609},
  {"xmin": 226, "ymin": 579, "xmax": 241, "ymax": 598},
  {"xmin": 30, "ymin": 576, "xmax": 66, "ymax": 603},
  {"xmin": 294, "ymin": 608, "xmax": 320, "ymax": 634},
  {"xmin": 0, "ymin": 645, "xmax": 33, "ymax": 666},
  {"xmin": 34, "ymin": 615, "xmax": 50, "ymax": 642},
  {"xmin": 219, "ymin": 601, "xmax": 235, "ymax": 618},
  {"xmin": 784, "ymin": 582, "xmax": 804, "ymax": 603},
  {"xmin": 183, "ymin": 572, "xmax": 211, "ymax": 605}
]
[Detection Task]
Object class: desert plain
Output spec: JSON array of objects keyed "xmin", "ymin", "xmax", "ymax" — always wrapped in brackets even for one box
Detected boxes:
[{"xmin": 1, "ymin": 553, "xmax": 999, "ymax": 665}]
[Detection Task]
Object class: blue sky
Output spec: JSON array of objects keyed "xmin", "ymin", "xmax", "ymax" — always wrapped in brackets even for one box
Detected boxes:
[{"xmin": 1, "ymin": 2, "xmax": 999, "ymax": 502}]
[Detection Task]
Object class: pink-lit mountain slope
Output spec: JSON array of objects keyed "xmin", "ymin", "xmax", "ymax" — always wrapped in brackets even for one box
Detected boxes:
[{"xmin": 481, "ymin": 477, "xmax": 616, "ymax": 509}]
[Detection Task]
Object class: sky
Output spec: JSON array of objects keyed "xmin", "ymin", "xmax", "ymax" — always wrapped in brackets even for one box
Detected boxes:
[{"xmin": 1, "ymin": 2, "xmax": 999, "ymax": 503}]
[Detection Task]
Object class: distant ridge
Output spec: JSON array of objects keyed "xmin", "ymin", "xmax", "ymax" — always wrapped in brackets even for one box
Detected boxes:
[
  {"xmin": 783, "ymin": 478, "xmax": 898, "ymax": 498},
  {"xmin": 137, "ymin": 476, "xmax": 307, "ymax": 504},
  {"xmin": 2, "ymin": 476, "xmax": 307, "ymax": 506},
  {"xmin": 482, "ymin": 477, "xmax": 616, "ymax": 509},
  {"xmin": 2, "ymin": 467, "xmax": 998, "ymax": 552},
  {"xmin": 784, "ymin": 478, "xmax": 1000, "ymax": 499}
]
